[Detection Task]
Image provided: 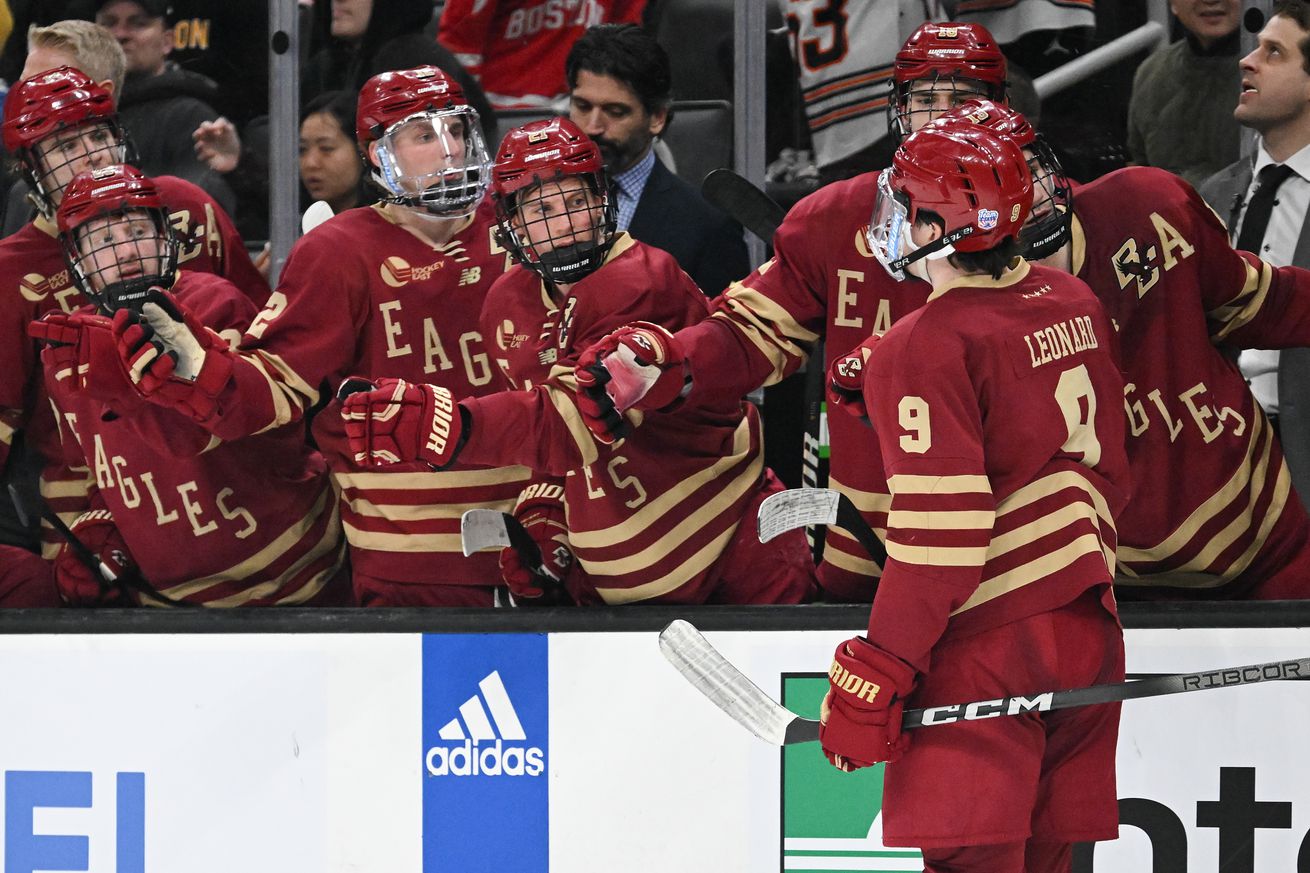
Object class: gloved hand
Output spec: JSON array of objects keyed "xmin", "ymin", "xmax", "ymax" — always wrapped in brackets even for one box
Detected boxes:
[
  {"xmin": 819, "ymin": 636, "xmax": 916, "ymax": 772},
  {"xmin": 826, "ymin": 334, "xmax": 882, "ymax": 423},
  {"xmin": 111, "ymin": 291, "xmax": 235, "ymax": 420},
  {"xmin": 53, "ymin": 509, "xmax": 134, "ymax": 607},
  {"xmin": 500, "ymin": 486, "xmax": 574, "ymax": 606},
  {"xmin": 574, "ymin": 321, "xmax": 689, "ymax": 444},
  {"xmin": 339, "ymin": 377, "xmax": 467, "ymax": 468},
  {"xmin": 28, "ymin": 311, "xmax": 139, "ymax": 405}
]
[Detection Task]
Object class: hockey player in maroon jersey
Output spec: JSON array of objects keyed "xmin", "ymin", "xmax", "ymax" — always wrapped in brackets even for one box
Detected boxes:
[
  {"xmin": 0, "ymin": 66, "xmax": 268, "ymax": 559},
  {"xmin": 951, "ymin": 98, "xmax": 1310, "ymax": 599},
  {"xmin": 822, "ymin": 119, "xmax": 1127, "ymax": 873},
  {"xmin": 105, "ymin": 66, "xmax": 529, "ymax": 606},
  {"xmin": 336, "ymin": 117, "xmax": 816, "ymax": 606},
  {"xmin": 27, "ymin": 165, "xmax": 348, "ymax": 606},
  {"xmin": 571, "ymin": 22, "xmax": 1013, "ymax": 601}
]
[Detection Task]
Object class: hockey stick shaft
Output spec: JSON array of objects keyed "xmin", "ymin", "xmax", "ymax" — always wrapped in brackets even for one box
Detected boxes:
[
  {"xmin": 758, "ymin": 487, "xmax": 887, "ymax": 565},
  {"xmin": 700, "ymin": 168, "xmax": 786, "ymax": 243},
  {"xmin": 660, "ymin": 620, "xmax": 1310, "ymax": 746}
]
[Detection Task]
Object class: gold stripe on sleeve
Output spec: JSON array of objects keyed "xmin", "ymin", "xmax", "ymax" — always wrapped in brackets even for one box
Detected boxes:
[
  {"xmin": 953, "ymin": 532, "xmax": 1108, "ymax": 614},
  {"xmin": 1209, "ymin": 259, "xmax": 1273, "ymax": 342},
  {"xmin": 334, "ymin": 466, "xmax": 533, "ymax": 491},
  {"xmin": 884, "ymin": 540, "xmax": 990, "ymax": 567},
  {"xmin": 887, "ymin": 474, "xmax": 992, "ymax": 495},
  {"xmin": 594, "ymin": 525, "xmax": 739, "ymax": 604}
]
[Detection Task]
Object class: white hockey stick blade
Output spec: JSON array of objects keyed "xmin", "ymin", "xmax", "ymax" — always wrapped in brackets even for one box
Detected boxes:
[
  {"xmin": 757, "ymin": 487, "xmax": 840, "ymax": 543},
  {"xmin": 659, "ymin": 619, "xmax": 817, "ymax": 746},
  {"xmin": 301, "ymin": 200, "xmax": 334, "ymax": 234},
  {"xmin": 460, "ymin": 508, "xmax": 513, "ymax": 557}
]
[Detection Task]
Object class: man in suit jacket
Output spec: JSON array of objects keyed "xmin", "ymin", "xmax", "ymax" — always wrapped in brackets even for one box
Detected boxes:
[
  {"xmin": 566, "ymin": 23, "xmax": 748, "ymax": 296},
  {"xmin": 1199, "ymin": 0, "xmax": 1310, "ymax": 511}
]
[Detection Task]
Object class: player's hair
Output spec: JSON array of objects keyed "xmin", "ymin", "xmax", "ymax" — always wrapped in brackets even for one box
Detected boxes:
[
  {"xmin": 917, "ymin": 207, "xmax": 1022, "ymax": 279},
  {"xmin": 27, "ymin": 21, "xmax": 126, "ymax": 96},
  {"xmin": 1273, "ymin": 0, "xmax": 1310, "ymax": 74},
  {"xmin": 565, "ymin": 24, "xmax": 672, "ymax": 117}
]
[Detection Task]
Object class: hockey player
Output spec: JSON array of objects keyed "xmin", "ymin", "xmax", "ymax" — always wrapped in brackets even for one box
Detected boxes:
[
  {"xmin": 0, "ymin": 66, "xmax": 267, "ymax": 559},
  {"xmin": 573, "ymin": 21, "xmax": 1012, "ymax": 601},
  {"xmin": 822, "ymin": 119, "xmax": 1127, "ymax": 873},
  {"xmin": 105, "ymin": 66, "xmax": 529, "ymax": 606},
  {"xmin": 29, "ymin": 164, "xmax": 347, "ymax": 606},
  {"xmin": 947, "ymin": 98, "xmax": 1310, "ymax": 599},
  {"xmin": 337, "ymin": 117, "xmax": 817, "ymax": 606}
]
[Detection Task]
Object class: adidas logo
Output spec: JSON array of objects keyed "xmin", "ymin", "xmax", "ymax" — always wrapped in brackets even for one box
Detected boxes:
[{"xmin": 425, "ymin": 670, "xmax": 545, "ymax": 777}]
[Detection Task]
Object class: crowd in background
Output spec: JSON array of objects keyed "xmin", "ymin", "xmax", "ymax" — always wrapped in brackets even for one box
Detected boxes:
[{"xmin": 0, "ymin": 0, "xmax": 1295, "ymax": 608}]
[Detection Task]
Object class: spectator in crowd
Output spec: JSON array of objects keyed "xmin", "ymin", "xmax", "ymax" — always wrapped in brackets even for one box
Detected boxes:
[
  {"xmin": 93, "ymin": 0, "xmax": 233, "ymax": 211},
  {"xmin": 566, "ymin": 23, "xmax": 748, "ymax": 296},
  {"xmin": 167, "ymin": 0, "xmax": 271, "ymax": 129},
  {"xmin": 438, "ymin": 0, "xmax": 644, "ymax": 111},
  {"xmin": 1201, "ymin": 0, "xmax": 1310, "ymax": 513},
  {"xmin": 1128, "ymin": 0, "xmax": 1241, "ymax": 188},
  {"xmin": 340, "ymin": 117, "xmax": 816, "ymax": 606},
  {"xmin": 30, "ymin": 164, "xmax": 349, "ymax": 606},
  {"xmin": 955, "ymin": 0, "xmax": 1092, "ymax": 76},
  {"xmin": 565, "ymin": 21, "xmax": 1011, "ymax": 603},
  {"xmin": 0, "ymin": 67, "xmax": 266, "ymax": 560},
  {"xmin": 107, "ymin": 66, "xmax": 531, "ymax": 607},
  {"xmin": 298, "ymin": 90, "xmax": 368, "ymax": 216},
  {"xmin": 303, "ymin": 0, "xmax": 497, "ymax": 144}
]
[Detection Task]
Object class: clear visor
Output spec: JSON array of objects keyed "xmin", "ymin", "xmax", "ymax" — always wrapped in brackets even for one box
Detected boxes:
[
  {"xmin": 372, "ymin": 109, "xmax": 490, "ymax": 215},
  {"xmin": 868, "ymin": 169, "xmax": 915, "ymax": 280}
]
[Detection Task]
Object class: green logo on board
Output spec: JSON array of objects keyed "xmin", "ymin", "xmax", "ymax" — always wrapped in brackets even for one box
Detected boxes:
[{"xmin": 780, "ymin": 673, "xmax": 923, "ymax": 872}]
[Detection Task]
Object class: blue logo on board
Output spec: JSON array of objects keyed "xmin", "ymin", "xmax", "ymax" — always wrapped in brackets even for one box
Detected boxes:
[{"xmin": 422, "ymin": 634, "xmax": 548, "ymax": 872}]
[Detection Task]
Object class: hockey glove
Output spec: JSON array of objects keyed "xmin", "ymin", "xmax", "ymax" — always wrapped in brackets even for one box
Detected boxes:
[
  {"xmin": 111, "ymin": 292, "xmax": 235, "ymax": 420},
  {"xmin": 500, "ymin": 486, "xmax": 575, "ymax": 606},
  {"xmin": 819, "ymin": 636, "xmax": 916, "ymax": 771},
  {"xmin": 340, "ymin": 377, "xmax": 468, "ymax": 468},
  {"xmin": 28, "ymin": 311, "xmax": 140, "ymax": 405},
  {"xmin": 826, "ymin": 334, "xmax": 882, "ymax": 424},
  {"xmin": 53, "ymin": 509, "xmax": 134, "ymax": 607},
  {"xmin": 574, "ymin": 321, "xmax": 690, "ymax": 443}
]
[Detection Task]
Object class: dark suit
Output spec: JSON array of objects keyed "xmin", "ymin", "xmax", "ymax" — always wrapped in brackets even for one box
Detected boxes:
[
  {"xmin": 628, "ymin": 158, "xmax": 749, "ymax": 296},
  {"xmin": 1200, "ymin": 158, "xmax": 1310, "ymax": 510}
]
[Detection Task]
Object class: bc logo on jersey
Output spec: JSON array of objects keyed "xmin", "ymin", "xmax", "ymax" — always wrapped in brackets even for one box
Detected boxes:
[{"xmin": 422, "ymin": 634, "xmax": 548, "ymax": 872}]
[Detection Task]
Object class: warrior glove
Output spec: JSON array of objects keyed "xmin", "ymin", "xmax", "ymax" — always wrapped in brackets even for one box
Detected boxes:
[{"xmin": 819, "ymin": 636, "xmax": 916, "ymax": 771}]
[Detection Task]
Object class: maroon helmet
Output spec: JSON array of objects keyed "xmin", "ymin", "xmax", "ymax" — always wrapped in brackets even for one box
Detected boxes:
[
  {"xmin": 3, "ymin": 66, "xmax": 131, "ymax": 214},
  {"xmin": 889, "ymin": 22, "xmax": 1007, "ymax": 140},
  {"xmin": 356, "ymin": 66, "xmax": 490, "ymax": 215},
  {"xmin": 56, "ymin": 164, "xmax": 178, "ymax": 313},
  {"xmin": 490, "ymin": 117, "xmax": 616, "ymax": 284},
  {"xmin": 931, "ymin": 99, "xmax": 1073, "ymax": 260},
  {"xmin": 869, "ymin": 119, "xmax": 1032, "ymax": 279}
]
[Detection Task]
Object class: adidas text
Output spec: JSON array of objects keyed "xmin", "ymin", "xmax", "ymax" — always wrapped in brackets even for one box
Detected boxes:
[{"xmin": 426, "ymin": 739, "xmax": 545, "ymax": 777}]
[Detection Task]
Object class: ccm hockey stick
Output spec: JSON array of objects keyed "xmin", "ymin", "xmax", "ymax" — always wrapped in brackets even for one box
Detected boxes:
[
  {"xmin": 7, "ymin": 484, "xmax": 191, "ymax": 607},
  {"xmin": 758, "ymin": 487, "xmax": 887, "ymax": 565},
  {"xmin": 659, "ymin": 619, "xmax": 1310, "ymax": 746},
  {"xmin": 701, "ymin": 168, "xmax": 786, "ymax": 245}
]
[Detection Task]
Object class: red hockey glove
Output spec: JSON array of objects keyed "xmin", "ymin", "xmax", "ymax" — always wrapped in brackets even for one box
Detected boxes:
[
  {"xmin": 574, "ymin": 321, "xmax": 690, "ymax": 443},
  {"xmin": 819, "ymin": 636, "xmax": 916, "ymax": 772},
  {"xmin": 53, "ymin": 509, "xmax": 134, "ymax": 607},
  {"xmin": 826, "ymin": 334, "xmax": 882, "ymax": 423},
  {"xmin": 500, "ymin": 486, "xmax": 575, "ymax": 606},
  {"xmin": 339, "ymin": 377, "xmax": 468, "ymax": 468},
  {"xmin": 28, "ymin": 311, "xmax": 140, "ymax": 405},
  {"xmin": 111, "ymin": 293, "xmax": 235, "ymax": 420}
]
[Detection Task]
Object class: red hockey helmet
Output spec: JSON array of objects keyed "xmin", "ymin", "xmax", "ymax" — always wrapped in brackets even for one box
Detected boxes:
[
  {"xmin": 56, "ymin": 164, "xmax": 179, "ymax": 313},
  {"xmin": 3, "ymin": 66, "xmax": 131, "ymax": 214},
  {"xmin": 869, "ymin": 119, "xmax": 1032, "ymax": 279},
  {"xmin": 889, "ymin": 22, "xmax": 1007, "ymax": 140},
  {"xmin": 356, "ymin": 66, "xmax": 491, "ymax": 216},
  {"xmin": 490, "ymin": 117, "xmax": 616, "ymax": 284},
  {"xmin": 932, "ymin": 98, "xmax": 1073, "ymax": 260}
]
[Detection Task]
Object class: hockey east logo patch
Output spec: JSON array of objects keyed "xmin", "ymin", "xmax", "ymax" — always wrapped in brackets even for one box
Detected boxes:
[
  {"xmin": 422, "ymin": 634, "xmax": 548, "ymax": 872},
  {"xmin": 781, "ymin": 673, "xmax": 922, "ymax": 873}
]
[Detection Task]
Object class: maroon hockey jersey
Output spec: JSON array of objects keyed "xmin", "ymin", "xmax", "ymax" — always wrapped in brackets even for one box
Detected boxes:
[
  {"xmin": 196, "ymin": 201, "xmax": 529, "ymax": 587},
  {"xmin": 1073, "ymin": 167, "xmax": 1310, "ymax": 592},
  {"xmin": 862, "ymin": 261, "xmax": 1127, "ymax": 669},
  {"xmin": 437, "ymin": 0, "xmax": 646, "ymax": 108},
  {"xmin": 676, "ymin": 172, "xmax": 931, "ymax": 597},
  {"xmin": 42, "ymin": 272, "xmax": 344, "ymax": 605},
  {"xmin": 0, "ymin": 176, "xmax": 267, "ymax": 556},
  {"xmin": 459, "ymin": 234, "xmax": 783, "ymax": 604}
]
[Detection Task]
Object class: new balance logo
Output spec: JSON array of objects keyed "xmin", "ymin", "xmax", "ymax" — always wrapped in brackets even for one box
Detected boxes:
[{"xmin": 425, "ymin": 671, "xmax": 545, "ymax": 777}]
